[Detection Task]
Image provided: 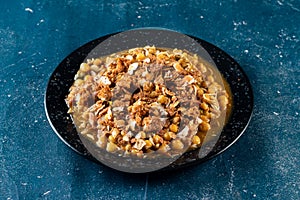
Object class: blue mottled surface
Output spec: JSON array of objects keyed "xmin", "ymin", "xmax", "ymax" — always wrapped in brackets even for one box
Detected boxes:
[{"xmin": 0, "ymin": 0, "xmax": 299, "ymax": 199}]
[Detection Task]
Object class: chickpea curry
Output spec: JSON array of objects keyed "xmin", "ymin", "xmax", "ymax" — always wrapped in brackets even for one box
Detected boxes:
[{"xmin": 66, "ymin": 46, "xmax": 231, "ymax": 159}]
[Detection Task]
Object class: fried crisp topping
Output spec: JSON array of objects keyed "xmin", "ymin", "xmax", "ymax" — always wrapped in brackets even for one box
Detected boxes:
[{"xmin": 66, "ymin": 46, "xmax": 230, "ymax": 158}]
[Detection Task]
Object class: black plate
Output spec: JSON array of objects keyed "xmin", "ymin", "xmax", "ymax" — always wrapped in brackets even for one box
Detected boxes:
[{"xmin": 44, "ymin": 32, "xmax": 253, "ymax": 172}]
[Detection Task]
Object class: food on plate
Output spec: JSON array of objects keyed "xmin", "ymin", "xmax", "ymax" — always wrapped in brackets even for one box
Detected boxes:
[{"xmin": 66, "ymin": 46, "xmax": 231, "ymax": 159}]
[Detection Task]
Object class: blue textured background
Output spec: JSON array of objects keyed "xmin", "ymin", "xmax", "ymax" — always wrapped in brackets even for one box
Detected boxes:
[{"xmin": 0, "ymin": 0, "xmax": 299, "ymax": 199}]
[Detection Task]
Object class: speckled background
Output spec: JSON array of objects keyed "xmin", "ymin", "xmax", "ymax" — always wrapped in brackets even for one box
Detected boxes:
[{"xmin": 0, "ymin": 0, "xmax": 299, "ymax": 199}]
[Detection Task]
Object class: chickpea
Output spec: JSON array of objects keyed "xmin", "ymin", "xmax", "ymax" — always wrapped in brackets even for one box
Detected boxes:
[
  {"xmin": 96, "ymin": 136, "xmax": 107, "ymax": 148},
  {"xmin": 136, "ymin": 53, "xmax": 145, "ymax": 61},
  {"xmin": 136, "ymin": 131, "xmax": 146, "ymax": 139},
  {"xmin": 218, "ymin": 95, "xmax": 229, "ymax": 110},
  {"xmin": 136, "ymin": 151, "xmax": 144, "ymax": 158},
  {"xmin": 163, "ymin": 132, "xmax": 172, "ymax": 141},
  {"xmin": 158, "ymin": 95, "xmax": 168, "ymax": 104},
  {"xmin": 108, "ymin": 135, "xmax": 115, "ymax": 143},
  {"xmin": 153, "ymin": 135, "xmax": 163, "ymax": 144},
  {"xmin": 106, "ymin": 142, "xmax": 118, "ymax": 152},
  {"xmin": 173, "ymin": 116, "xmax": 180, "ymax": 123},
  {"xmin": 199, "ymin": 63, "xmax": 207, "ymax": 73},
  {"xmin": 131, "ymin": 149, "xmax": 140, "ymax": 154},
  {"xmin": 111, "ymin": 128, "xmax": 120, "ymax": 138},
  {"xmin": 148, "ymin": 46, "xmax": 156, "ymax": 54},
  {"xmin": 200, "ymin": 121, "xmax": 211, "ymax": 132},
  {"xmin": 125, "ymin": 144, "xmax": 131, "ymax": 151},
  {"xmin": 201, "ymin": 81, "xmax": 208, "ymax": 88},
  {"xmin": 192, "ymin": 135, "xmax": 201, "ymax": 145},
  {"xmin": 90, "ymin": 64, "xmax": 101, "ymax": 72},
  {"xmin": 78, "ymin": 71, "xmax": 87, "ymax": 79},
  {"xmin": 207, "ymin": 75, "xmax": 214, "ymax": 83},
  {"xmin": 159, "ymin": 143, "xmax": 169, "ymax": 153},
  {"xmin": 200, "ymin": 115, "xmax": 210, "ymax": 122},
  {"xmin": 84, "ymin": 75, "xmax": 93, "ymax": 82},
  {"xmin": 169, "ymin": 124, "xmax": 178, "ymax": 133},
  {"xmin": 171, "ymin": 139, "xmax": 184, "ymax": 150},
  {"xmin": 144, "ymin": 140, "xmax": 152, "ymax": 149},
  {"xmin": 200, "ymin": 102, "xmax": 209, "ymax": 111},
  {"xmin": 150, "ymin": 91, "xmax": 158, "ymax": 98},
  {"xmin": 93, "ymin": 58, "xmax": 102, "ymax": 66},
  {"xmin": 74, "ymin": 79, "xmax": 83, "ymax": 86},
  {"xmin": 197, "ymin": 88, "xmax": 204, "ymax": 98},
  {"xmin": 80, "ymin": 63, "xmax": 90, "ymax": 72},
  {"xmin": 208, "ymin": 84, "xmax": 218, "ymax": 93}
]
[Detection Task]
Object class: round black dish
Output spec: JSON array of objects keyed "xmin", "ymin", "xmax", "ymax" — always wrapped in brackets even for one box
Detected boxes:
[{"xmin": 44, "ymin": 32, "xmax": 253, "ymax": 171}]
